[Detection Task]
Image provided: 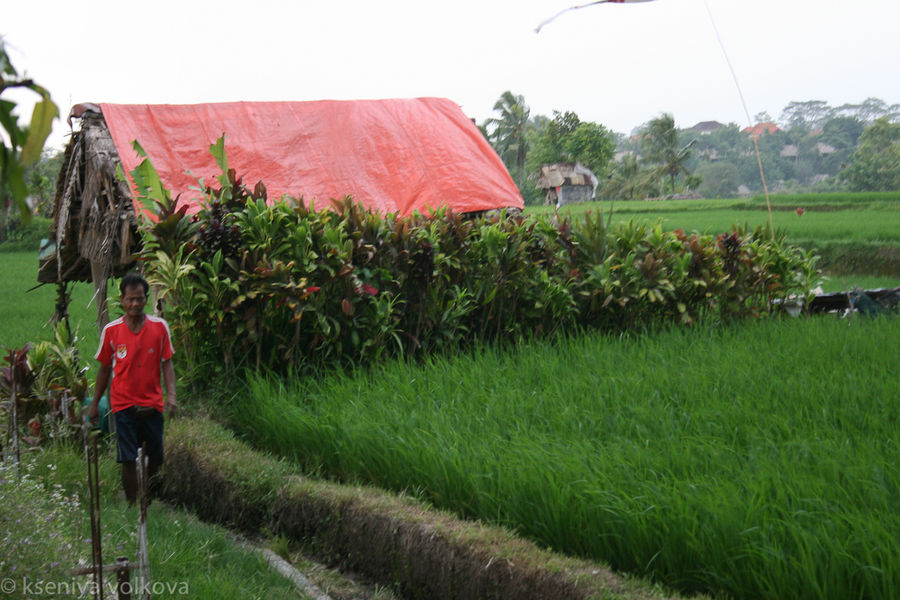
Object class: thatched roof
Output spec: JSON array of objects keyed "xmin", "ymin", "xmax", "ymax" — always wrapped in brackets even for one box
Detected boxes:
[
  {"xmin": 535, "ymin": 163, "xmax": 598, "ymax": 191},
  {"xmin": 39, "ymin": 110, "xmax": 137, "ymax": 283}
]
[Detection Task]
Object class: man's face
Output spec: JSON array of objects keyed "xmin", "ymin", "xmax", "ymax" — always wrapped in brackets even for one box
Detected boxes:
[{"xmin": 122, "ymin": 283, "xmax": 147, "ymax": 317}]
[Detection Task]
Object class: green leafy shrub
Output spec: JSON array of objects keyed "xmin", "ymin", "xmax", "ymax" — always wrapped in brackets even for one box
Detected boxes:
[
  {"xmin": 135, "ymin": 138, "xmax": 818, "ymax": 381},
  {"xmin": 0, "ymin": 215, "xmax": 51, "ymax": 251},
  {"xmin": 1, "ymin": 324, "xmax": 90, "ymax": 450}
]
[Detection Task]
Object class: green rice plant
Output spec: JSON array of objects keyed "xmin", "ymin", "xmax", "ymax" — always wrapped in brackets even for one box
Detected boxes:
[{"xmin": 230, "ymin": 316, "xmax": 900, "ymax": 600}]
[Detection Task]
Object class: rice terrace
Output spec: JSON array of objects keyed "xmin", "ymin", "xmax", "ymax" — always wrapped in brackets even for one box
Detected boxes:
[
  {"xmin": 4, "ymin": 174, "xmax": 899, "ymax": 599},
  {"xmin": 3, "ymin": 55, "xmax": 900, "ymax": 600}
]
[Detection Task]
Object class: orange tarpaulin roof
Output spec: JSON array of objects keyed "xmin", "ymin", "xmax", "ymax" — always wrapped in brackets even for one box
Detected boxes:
[{"xmin": 98, "ymin": 98, "xmax": 523, "ymax": 219}]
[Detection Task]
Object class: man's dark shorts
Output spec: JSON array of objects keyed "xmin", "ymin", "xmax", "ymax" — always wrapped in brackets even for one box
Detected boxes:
[{"xmin": 114, "ymin": 406, "xmax": 165, "ymax": 465}]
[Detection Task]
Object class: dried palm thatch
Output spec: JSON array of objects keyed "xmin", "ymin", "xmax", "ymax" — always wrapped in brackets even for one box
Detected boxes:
[{"xmin": 39, "ymin": 109, "xmax": 139, "ymax": 328}]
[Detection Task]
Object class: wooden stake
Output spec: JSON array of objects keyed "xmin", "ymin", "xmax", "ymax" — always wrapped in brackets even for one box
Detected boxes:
[{"xmin": 135, "ymin": 445, "xmax": 151, "ymax": 600}]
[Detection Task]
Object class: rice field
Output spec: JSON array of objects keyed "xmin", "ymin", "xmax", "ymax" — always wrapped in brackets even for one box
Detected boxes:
[
  {"xmin": 232, "ymin": 316, "xmax": 900, "ymax": 599},
  {"xmin": 0, "ymin": 251, "xmax": 105, "ymax": 363},
  {"xmin": 3, "ymin": 193, "xmax": 899, "ymax": 599},
  {"xmin": 539, "ymin": 193, "xmax": 900, "ymax": 246}
]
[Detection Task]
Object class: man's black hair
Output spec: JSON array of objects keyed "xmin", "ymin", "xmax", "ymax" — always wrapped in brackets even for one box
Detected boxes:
[{"xmin": 120, "ymin": 272, "xmax": 150, "ymax": 296}]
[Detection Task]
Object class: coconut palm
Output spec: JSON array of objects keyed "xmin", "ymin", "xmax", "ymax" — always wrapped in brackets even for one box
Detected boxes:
[
  {"xmin": 603, "ymin": 154, "xmax": 658, "ymax": 201},
  {"xmin": 640, "ymin": 113, "xmax": 695, "ymax": 196},
  {"xmin": 485, "ymin": 91, "xmax": 532, "ymax": 190}
]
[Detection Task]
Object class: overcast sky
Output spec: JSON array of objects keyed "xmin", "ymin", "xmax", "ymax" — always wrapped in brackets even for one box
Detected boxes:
[{"xmin": 5, "ymin": 0, "xmax": 899, "ymax": 151}]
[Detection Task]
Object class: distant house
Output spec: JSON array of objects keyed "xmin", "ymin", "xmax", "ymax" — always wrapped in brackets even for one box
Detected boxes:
[
  {"xmin": 743, "ymin": 122, "xmax": 781, "ymax": 138},
  {"xmin": 815, "ymin": 142, "xmax": 836, "ymax": 156},
  {"xmin": 780, "ymin": 144, "xmax": 799, "ymax": 158},
  {"xmin": 688, "ymin": 121, "xmax": 725, "ymax": 135},
  {"xmin": 698, "ymin": 148, "xmax": 722, "ymax": 161},
  {"xmin": 535, "ymin": 163, "xmax": 599, "ymax": 207}
]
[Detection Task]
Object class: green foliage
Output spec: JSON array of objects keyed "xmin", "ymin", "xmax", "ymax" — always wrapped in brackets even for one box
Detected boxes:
[
  {"xmin": 0, "ymin": 459, "xmax": 84, "ymax": 585},
  {"xmin": 484, "ymin": 91, "xmax": 532, "ymax": 194},
  {"xmin": 840, "ymin": 117, "xmax": 900, "ymax": 192},
  {"xmin": 1, "ymin": 323, "xmax": 90, "ymax": 449},
  {"xmin": 695, "ymin": 161, "xmax": 739, "ymax": 198},
  {"xmin": 23, "ymin": 149, "xmax": 64, "ymax": 217},
  {"xmin": 481, "ymin": 95, "xmax": 899, "ymax": 202},
  {"xmin": 601, "ymin": 154, "xmax": 659, "ymax": 201},
  {"xmin": 0, "ymin": 214, "xmax": 50, "ymax": 250},
  {"xmin": 135, "ymin": 138, "xmax": 818, "ymax": 383},
  {"xmin": 3, "ymin": 447, "xmax": 305, "ymax": 600},
  {"xmin": 0, "ymin": 38, "xmax": 59, "ymax": 224},
  {"xmin": 640, "ymin": 113, "xmax": 695, "ymax": 195},
  {"xmin": 526, "ymin": 110, "xmax": 615, "ymax": 180}
]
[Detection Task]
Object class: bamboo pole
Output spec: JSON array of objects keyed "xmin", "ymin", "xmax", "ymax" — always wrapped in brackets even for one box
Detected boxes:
[
  {"xmin": 135, "ymin": 445, "xmax": 150, "ymax": 600},
  {"xmin": 85, "ymin": 429, "xmax": 104, "ymax": 600},
  {"xmin": 9, "ymin": 374, "xmax": 19, "ymax": 470}
]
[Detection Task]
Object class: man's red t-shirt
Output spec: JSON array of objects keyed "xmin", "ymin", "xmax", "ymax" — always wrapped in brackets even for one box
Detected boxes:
[{"xmin": 95, "ymin": 315, "xmax": 175, "ymax": 413}]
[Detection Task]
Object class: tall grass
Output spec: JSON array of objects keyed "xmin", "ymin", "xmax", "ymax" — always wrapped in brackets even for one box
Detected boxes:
[{"xmin": 231, "ymin": 316, "xmax": 900, "ymax": 599}]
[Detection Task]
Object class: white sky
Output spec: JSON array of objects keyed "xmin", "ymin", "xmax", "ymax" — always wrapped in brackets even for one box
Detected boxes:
[{"xmin": 5, "ymin": 0, "xmax": 899, "ymax": 152}]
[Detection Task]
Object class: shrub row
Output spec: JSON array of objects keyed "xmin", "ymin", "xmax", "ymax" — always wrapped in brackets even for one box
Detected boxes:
[{"xmin": 134, "ymin": 143, "xmax": 818, "ymax": 378}]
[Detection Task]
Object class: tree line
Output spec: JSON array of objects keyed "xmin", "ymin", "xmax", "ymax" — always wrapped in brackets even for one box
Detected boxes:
[{"xmin": 481, "ymin": 92, "xmax": 900, "ymax": 203}]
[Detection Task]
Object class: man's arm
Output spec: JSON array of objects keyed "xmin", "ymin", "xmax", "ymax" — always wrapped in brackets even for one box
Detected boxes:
[
  {"xmin": 89, "ymin": 364, "xmax": 111, "ymax": 421},
  {"xmin": 162, "ymin": 358, "xmax": 177, "ymax": 417}
]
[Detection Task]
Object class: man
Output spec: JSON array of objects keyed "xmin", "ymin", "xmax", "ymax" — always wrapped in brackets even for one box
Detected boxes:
[{"xmin": 89, "ymin": 273, "xmax": 176, "ymax": 505}]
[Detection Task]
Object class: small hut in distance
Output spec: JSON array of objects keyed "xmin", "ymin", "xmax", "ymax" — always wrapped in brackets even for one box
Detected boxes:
[{"xmin": 535, "ymin": 163, "xmax": 599, "ymax": 207}]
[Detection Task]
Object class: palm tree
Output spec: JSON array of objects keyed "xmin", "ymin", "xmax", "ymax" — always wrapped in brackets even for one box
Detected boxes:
[
  {"xmin": 640, "ymin": 113, "xmax": 695, "ymax": 195},
  {"xmin": 603, "ymin": 154, "xmax": 657, "ymax": 201},
  {"xmin": 485, "ymin": 91, "xmax": 532, "ymax": 190}
]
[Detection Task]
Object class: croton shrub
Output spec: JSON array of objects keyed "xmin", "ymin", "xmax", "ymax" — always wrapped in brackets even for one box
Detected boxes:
[{"xmin": 135, "ymin": 140, "xmax": 818, "ymax": 379}]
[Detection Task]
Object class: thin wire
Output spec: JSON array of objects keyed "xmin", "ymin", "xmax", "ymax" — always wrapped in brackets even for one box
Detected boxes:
[{"xmin": 703, "ymin": 0, "xmax": 774, "ymax": 235}]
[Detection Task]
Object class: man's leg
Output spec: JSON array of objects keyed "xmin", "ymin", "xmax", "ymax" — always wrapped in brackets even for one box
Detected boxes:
[
  {"xmin": 114, "ymin": 409, "xmax": 139, "ymax": 505},
  {"xmin": 142, "ymin": 412, "xmax": 166, "ymax": 500},
  {"xmin": 121, "ymin": 460, "xmax": 138, "ymax": 505}
]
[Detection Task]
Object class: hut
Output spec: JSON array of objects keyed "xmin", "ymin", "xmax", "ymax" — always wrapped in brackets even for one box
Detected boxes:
[
  {"xmin": 535, "ymin": 162, "xmax": 599, "ymax": 207},
  {"xmin": 41, "ymin": 98, "xmax": 523, "ymax": 328}
]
